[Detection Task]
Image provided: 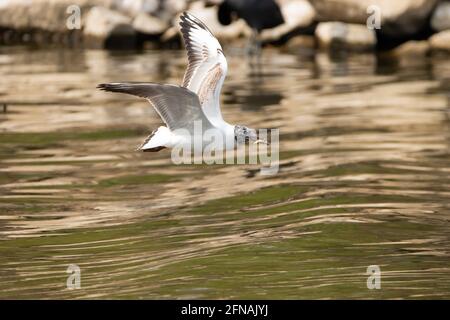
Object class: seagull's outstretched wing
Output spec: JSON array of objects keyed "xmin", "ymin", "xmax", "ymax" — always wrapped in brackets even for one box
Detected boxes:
[
  {"xmin": 180, "ymin": 12, "xmax": 227, "ymax": 123},
  {"xmin": 97, "ymin": 83, "xmax": 214, "ymax": 133}
]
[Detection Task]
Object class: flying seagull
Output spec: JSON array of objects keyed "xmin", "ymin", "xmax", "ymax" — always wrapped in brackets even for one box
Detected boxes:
[{"xmin": 98, "ymin": 12, "xmax": 266, "ymax": 152}]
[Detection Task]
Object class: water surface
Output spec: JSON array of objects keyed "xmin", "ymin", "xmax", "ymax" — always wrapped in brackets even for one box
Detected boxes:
[{"xmin": 0, "ymin": 47, "xmax": 449, "ymax": 299}]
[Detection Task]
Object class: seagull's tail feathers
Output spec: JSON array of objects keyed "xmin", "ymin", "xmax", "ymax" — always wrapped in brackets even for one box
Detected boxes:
[{"xmin": 138, "ymin": 126, "xmax": 171, "ymax": 152}]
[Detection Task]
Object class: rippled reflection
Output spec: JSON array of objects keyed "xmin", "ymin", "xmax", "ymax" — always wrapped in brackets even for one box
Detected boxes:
[{"xmin": 0, "ymin": 47, "xmax": 449, "ymax": 299}]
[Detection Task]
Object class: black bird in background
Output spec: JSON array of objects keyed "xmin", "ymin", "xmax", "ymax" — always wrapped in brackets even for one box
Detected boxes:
[{"xmin": 217, "ymin": 0, "xmax": 285, "ymax": 54}]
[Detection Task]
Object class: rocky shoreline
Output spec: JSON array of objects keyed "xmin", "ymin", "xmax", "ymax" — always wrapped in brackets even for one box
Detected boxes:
[{"xmin": 0, "ymin": 0, "xmax": 449, "ymax": 54}]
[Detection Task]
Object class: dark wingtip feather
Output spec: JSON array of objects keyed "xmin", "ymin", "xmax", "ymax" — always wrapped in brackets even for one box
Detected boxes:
[
  {"xmin": 179, "ymin": 11, "xmax": 213, "ymax": 35},
  {"xmin": 97, "ymin": 83, "xmax": 113, "ymax": 91},
  {"xmin": 96, "ymin": 83, "xmax": 128, "ymax": 93},
  {"xmin": 180, "ymin": 11, "xmax": 191, "ymax": 25}
]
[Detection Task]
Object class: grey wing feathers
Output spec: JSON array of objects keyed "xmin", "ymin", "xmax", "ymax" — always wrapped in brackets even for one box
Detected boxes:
[{"xmin": 97, "ymin": 83, "xmax": 213, "ymax": 132}]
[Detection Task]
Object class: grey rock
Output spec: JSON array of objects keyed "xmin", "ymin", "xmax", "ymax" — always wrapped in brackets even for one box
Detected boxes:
[
  {"xmin": 184, "ymin": 1, "xmax": 251, "ymax": 43},
  {"xmin": 310, "ymin": 0, "xmax": 439, "ymax": 37},
  {"xmin": 111, "ymin": 0, "xmax": 159, "ymax": 17},
  {"xmin": 0, "ymin": 0, "xmax": 111, "ymax": 32},
  {"xmin": 429, "ymin": 30, "xmax": 450, "ymax": 52},
  {"xmin": 83, "ymin": 6, "xmax": 135, "ymax": 48},
  {"xmin": 315, "ymin": 21, "xmax": 376, "ymax": 51},
  {"xmin": 132, "ymin": 12, "xmax": 168, "ymax": 35},
  {"xmin": 431, "ymin": 2, "xmax": 450, "ymax": 31},
  {"xmin": 386, "ymin": 40, "xmax": 430, "ymax": 58},
  {"xmin": 260, "ymin": 0, "xmax": 316, "ymax": 42},
  {"xmin": 163, "ymin": 0, "xmax": 187, "ymax": 15},
  {"xmin": 159, "ymin": 0, "xmax": 188, "ymax": 23}
]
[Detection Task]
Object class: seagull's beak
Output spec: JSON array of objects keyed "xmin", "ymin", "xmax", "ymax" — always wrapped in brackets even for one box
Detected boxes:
[
  {"xmin": 254, "ymin": 139, "xmax": 269, "ymax": 145},
  {"xmin": 250, "ymin": 129, "xmax": 269, "ymax": 145}
]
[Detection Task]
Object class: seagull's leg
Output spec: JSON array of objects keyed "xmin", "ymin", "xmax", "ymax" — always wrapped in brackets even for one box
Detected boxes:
[
  {"xmin": 253, "ymin": 31, "xmax": 262, "ymax": 57},
  {"xmin": 247, "ymin": 29, "xmax": 263, "ymax": 80},
  {"xmin": 255, "ymin": 37, "xmax": 262, "ymax": 74},
  {"xmin": 246, "ymin": 28, "xmax": 259, "ymax": 57}
]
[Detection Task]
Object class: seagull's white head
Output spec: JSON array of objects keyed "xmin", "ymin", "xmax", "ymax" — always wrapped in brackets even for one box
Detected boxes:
[{"xmin": 234, "ymin": 125, "xmax": 268, "ymax": 145}]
